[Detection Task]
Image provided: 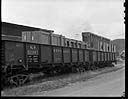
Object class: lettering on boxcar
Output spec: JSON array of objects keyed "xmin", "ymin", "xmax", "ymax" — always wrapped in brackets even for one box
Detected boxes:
[{"xmin": 27, "ymin": 44, "xmax": 39, "ymax": 63}]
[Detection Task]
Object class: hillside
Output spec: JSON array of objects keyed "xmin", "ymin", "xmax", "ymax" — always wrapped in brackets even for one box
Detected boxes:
[{"xmin": 112, "ymin": 39, "xmax": 125, "ymax": 56}]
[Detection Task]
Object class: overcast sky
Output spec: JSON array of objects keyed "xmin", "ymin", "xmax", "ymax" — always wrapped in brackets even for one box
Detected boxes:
[{"xmin": 2, "ymin": 0, "xmax": 125, "ymax": 40}]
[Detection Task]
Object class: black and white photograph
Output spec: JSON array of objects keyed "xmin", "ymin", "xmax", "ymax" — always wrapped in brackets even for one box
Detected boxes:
[{"xmin": 1, "ymin": 0, "xmax": 125, "ymax": 97}]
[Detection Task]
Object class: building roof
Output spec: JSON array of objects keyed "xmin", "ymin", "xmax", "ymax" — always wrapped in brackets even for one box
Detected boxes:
[{"xmin": 2, "ymin": 22, "xmax": 54, "ymax": 33}]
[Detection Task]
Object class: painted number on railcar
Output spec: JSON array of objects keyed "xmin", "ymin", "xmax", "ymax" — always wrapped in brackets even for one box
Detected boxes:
[{"xmin": 26, "ymin": 44, "xmax": 39, "ymax": 63}]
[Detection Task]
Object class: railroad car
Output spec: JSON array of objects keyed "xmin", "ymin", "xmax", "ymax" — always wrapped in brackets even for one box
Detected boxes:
[
  {"xmin": 1, "ymin": 22, "xmax": 117, "ymax": 89},
  {"xmin": 1, "ymin": 39, "xmax": 117, "ymax": 89}
]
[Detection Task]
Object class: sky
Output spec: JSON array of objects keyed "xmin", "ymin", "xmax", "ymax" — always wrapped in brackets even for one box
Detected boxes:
[{"xmin": 2, "ymin": 0, "xmax": 125, "ymax": 40}]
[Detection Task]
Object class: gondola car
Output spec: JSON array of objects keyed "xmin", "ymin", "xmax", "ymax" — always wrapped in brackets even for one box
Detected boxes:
[
  {"xmin": 1, "ymin": 22, "xmax": 117, "ymax": 89},
  {"xmin": 1, "ymin": 39, "xmax": 117, "ymax": 88}
]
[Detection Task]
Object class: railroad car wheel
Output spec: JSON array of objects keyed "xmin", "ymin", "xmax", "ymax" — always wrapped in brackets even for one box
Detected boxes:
[
  {"xmin": 9, "ymin": 74, "xmax": 29, "ymax": 86},
  {"xmin": 79, "ymin": 67, "xmax": 85, "ymax": 73}
]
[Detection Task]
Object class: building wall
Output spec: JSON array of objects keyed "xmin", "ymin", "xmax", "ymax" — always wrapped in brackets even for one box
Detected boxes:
[{"xmin": 2, "ymin": 22, "xmax": 53, "ymax": 37}]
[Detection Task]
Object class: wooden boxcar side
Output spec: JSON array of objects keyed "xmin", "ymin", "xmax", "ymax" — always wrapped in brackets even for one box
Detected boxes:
[
  {"xmin": 101, "ymin": 52, "xmax": 104, "ymax": 62},
  {"xmin": 107, "ymin": 52, "xmax": 110, "ymax": 61},
  {"xmin": 104, "ymin": 52, "xmax": 107, "ymax": 61},
  {"xmin": 78, "ymin": 49, "xmax": 84, "ymax": 62},
  {"xmin": 53, "ymin": 46, "xmax": 62, "ymax": 63},
  {"xmin": 98, "ymin": 51, "xmax": 101, "ymax": 62},
  {"xmin": 110, "ymin": 52, "xmax": 112, "ymax": 61},
  {"xmin": 84, "ymin": 50, "xmax": 89, "ymax": 62},
  {"xmin": 92, "ymin": 51, "xmax": 97, "ymax": 62},
  {"xmin": 25, "ymin": 43, "xmax": 40, "ymax": 68},
  {"xmin": 71, "ymin": 48, "xmax": 78, "ymax": 63},
  {"xmin": 41, "ymin": 45, "xmax": 52, "ymax": 63},
  {"xmin": 4, "ymin": 40, "xmax": 25, "ymax": 66},
  {"xmin": 63, "ymin": 47, "xmax": 71, "ymax": 63}
]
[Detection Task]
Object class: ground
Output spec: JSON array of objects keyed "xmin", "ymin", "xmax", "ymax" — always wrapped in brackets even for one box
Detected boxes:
[
  {"xmin": 33, "ymin": 66, "xmax": 125, "ymax": 97},
  {"xmin": 1, "ymin": 61, "xmax": 125, "ymax": 97}
]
